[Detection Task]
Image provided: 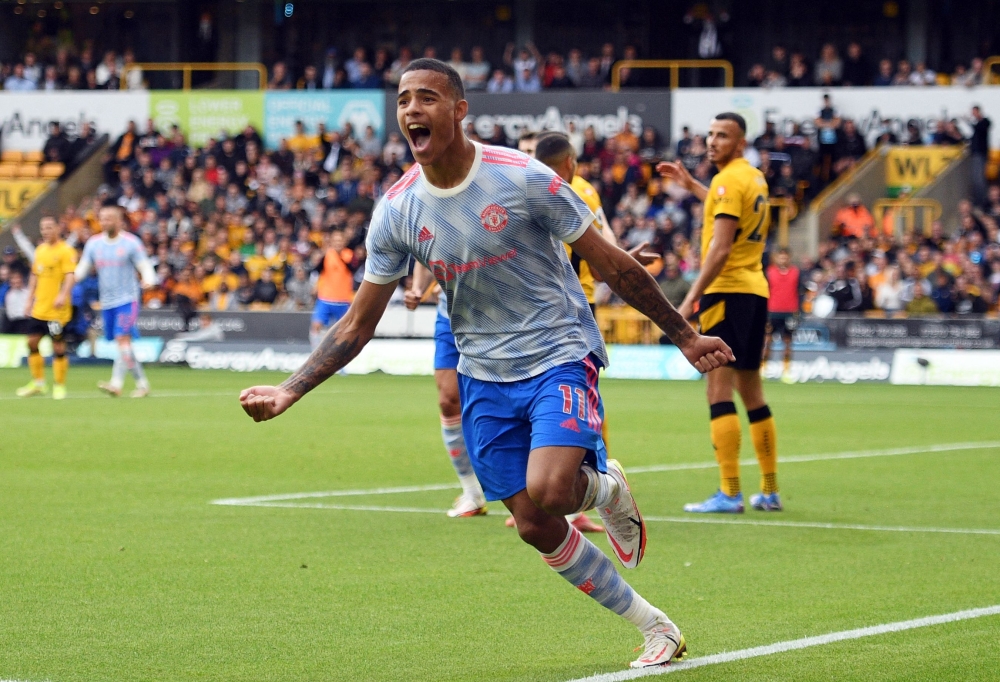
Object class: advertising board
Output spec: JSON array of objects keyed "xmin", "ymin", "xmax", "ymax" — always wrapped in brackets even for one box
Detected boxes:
[
  {"xmin": 150, "ymin": 91, "xmax": 265, "ymax": 147},
  {"xmin": 0, "ymin": 92, "xmax": 149, "ymax": 151},
  {"xmin": 762, "ymin": 350, "xmax": 894, "ymax": 384},
  {"xmin": 0, "ymin": 179, "xmax": 53, "ymax": 218},
  {"xmin": 671, "ymin": 86, "xmax": 1000, "ymax": 148},
  {"xmin": 890, "ymin": 349, "xmax": 1000, "ymax": 386},
  {"xmin": 265, "ymin": 91, "xmax": 385, "ymax": 149}
]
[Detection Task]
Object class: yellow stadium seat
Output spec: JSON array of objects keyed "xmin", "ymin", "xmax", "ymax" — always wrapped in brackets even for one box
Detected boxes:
[
  {"xmin": 18, "ymin": 164, "xmax": 40, "ymax": 178},
  {"xmin": 989, "ymin": 149, "xmax": 1000, "ymax": 163},
  {"xmin": 1, "ymin": 150, "xmax": 23, "ymax": 164},
  {"xmin": 0, "ymin": 164, "xmax": 18, "ymax": 178},
  {"xmin": 40, "ymin": 162, "xmax": 65, "ymax": 178},
  {"xmin": 23, "ymin": 150, "xmax": 45, "ymax": 164}
]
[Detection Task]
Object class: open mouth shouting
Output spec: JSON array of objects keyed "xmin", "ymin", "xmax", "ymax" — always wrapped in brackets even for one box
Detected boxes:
[{"xmin": 407, "ymin": 122, "xmax": 432, "ymax": 154}]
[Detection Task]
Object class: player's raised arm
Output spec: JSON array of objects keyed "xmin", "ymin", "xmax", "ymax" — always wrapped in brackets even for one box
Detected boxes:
[
  {"xmin": 656, "ymin": 161, "xmax": 708, "ymax": 202},
  {"xmin": 239, "ymin": 279, "xmax": 397, "ymax": 422},
  {"xmin": 570, "ymin": 226, "xmax": 734, "ymax": 373}
]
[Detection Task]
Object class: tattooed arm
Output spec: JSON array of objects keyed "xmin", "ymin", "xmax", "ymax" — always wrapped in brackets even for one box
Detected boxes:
[
  {"xmin": 239, "ymin": 280, "xmax": 397, "ymax": 422},
  {"xmin": 570, "ymin": 226, "xmax": 735, "ymax": 373}
]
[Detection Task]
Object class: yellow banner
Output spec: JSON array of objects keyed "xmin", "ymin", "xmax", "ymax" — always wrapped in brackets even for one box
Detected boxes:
[
  {"xmin": 0, "ymin": 179, "xmax": 52, "ymax": 218},
  {"xmin": 885, "ymin": 146, "xmax": 963, "ymax": 191}
]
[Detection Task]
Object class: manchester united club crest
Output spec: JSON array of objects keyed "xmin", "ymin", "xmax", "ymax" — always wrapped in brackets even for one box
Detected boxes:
[{"xmin": 480, "ymin": 203, "xmax": 508, "ymax": 233}]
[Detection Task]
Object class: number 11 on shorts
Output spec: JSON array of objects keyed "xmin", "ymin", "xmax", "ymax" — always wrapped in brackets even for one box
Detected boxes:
[{"xmin": 558, "ymin": 384, "xmax": 586, "ymax": 419}]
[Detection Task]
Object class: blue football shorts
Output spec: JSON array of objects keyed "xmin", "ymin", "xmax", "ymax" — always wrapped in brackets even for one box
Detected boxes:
[
  {"xmin": 457, "ymin": 353, "xmax": 607, "ymax": 502},
  {"xmin": 102, "ymin": 300, "xmax": 140, "ymax": 342},
  {"xmin": 311, "ymin": 299, "xmax": 350, "ymax": 326},
  {"xmin": 433, "ymin": 312, "xmax": 460, "ymax": 371}
]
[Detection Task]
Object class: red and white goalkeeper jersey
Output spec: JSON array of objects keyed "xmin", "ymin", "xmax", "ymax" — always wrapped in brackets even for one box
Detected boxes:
[{"xmin": 365, "ymin": 142, "xmax": 608, "ymax": 382}]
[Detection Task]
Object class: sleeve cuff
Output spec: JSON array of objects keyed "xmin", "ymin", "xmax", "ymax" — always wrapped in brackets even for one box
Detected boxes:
[
  {"xmin": 363, "ymin": 269, "xmax": 407, "ymax": 285},
  {"xmin": 561, "ymin": 213, "xmax": 597, "ymax": 244},
  {"xmin": 715, "ymin": 213, "xmax": 740, "ymax": 222}
]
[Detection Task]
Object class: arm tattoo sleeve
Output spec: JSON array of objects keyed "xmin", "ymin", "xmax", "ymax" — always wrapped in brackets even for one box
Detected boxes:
[
  {"xmin": 606, "ymin": 258, "xmax": 697, "ymax": 346},
  {"xmin": 279, "ymin": 322, "xmax": 363, "ymax": 397}
]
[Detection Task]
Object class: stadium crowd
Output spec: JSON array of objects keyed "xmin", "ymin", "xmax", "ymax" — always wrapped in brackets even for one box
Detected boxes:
[
  {"xmin": 2, "ymin": 104, "xmax": 998, "ymax": 334},
  {"xmin": 5, "ymin": 32, "xmax": 996, "ymax": 94}
]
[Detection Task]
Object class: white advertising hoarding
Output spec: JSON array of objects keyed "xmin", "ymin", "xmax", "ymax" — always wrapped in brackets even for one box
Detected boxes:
[
  {"xmin": 672, "ymin": 86, "xmax": 1000, "ymax": 148},
  {"xmin": 0, "ymin": 92, "xmax": 149, "ymax": 152},
  {"xmin": 890, "ymin": 349, "xmax": 1000, "ymax": 386}
]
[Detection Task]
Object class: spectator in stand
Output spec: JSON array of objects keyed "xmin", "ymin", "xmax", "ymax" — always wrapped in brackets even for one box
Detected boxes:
[
  {"xmin": 969, "ymin": 105, "xmax": 991, "ymax": 206},
  {"xmin": 892, "ymin": 60, "xmax": 913, "ymax": 86},
  {"xmin": 910, "ymin": 62, "xmax": 937, "ymax": 86},
  {"xmin": 578, "ymin": 58, "xmax": 605, "ymax": 89},
  {"xmin": 841, "ymin": 42, "xmax": 870, "ymax": 86},
  {"xmin": 384, "ymin": 47, "xmax": 412, "ymax": 87},
  {"xmin": 122, "ymin": 49, "xmax": 143, "ymax": 90},
  {"xmin": 565, "ymin": 49, "xmax": 584, "ymax": 86},
  {"xmin": 815, "ymin": 94, "xmax": 841, "ymax": 182},
  {"xmin": 833, "ymin": 194, "xmax": 874, "ymax": 240},
  {"xmin": 446, "ymin": 47, "xmax": 469, "ymax": 85},
  {"xmin": 747, "ymin": 63, "xmax": 766, "ymax": 87},
  {"xmin": 354, "ymin": 62, "xmax": 381, "ymax": 89},
  {"xmin": 464, "ymin": 47, "xmax": 490, "ymax": 91},
  {"xmin": 22, "ymin": 52, "xmax": 42, "ymax": 85},
  {"xmin": 814, "ymin": 43, "xmax": 842, "ymax": 86},
  {"xmin": 40, "ymin": 65, "xmax": 60, "ymax": 91},
  {"xmin": 358, "ymin": 126, "xmax": 382, "ymax": 158},
  {"xmin": 43, "ymin": 122, "xmax": 71, "ymax": 165},
  {"xmin": 5, "ymin": 63, "xmax": 37, "ymax": 90},
  {"xmin": 656, "ymin": 251, "xmax": 690, "ymax": 308},
  {"xmin": 344, "ymin": 48, "xmax": 368, "ymax": 86},
  {"xmin": 875, "ymin": 265, "xmax": 905, "ymax": 312},
  {"xmin": 95, "ymin": 51, "xmax": 121, "ymax": 89},
  {"xmin": 873, "ymin": 59, "xmax": 894, "ymax": 86},
  {"xmin": 486, "ymin": 69, "xmax": 514, "ymax": 94},
  {"xmin": 268, "ymin": 61, "xmax": 292, "ymax": 90},
  {"xmin": 826, "ymin": 260, "xmax": 863, "ymax": 312},
  {"xmin": 833, "ymin": 119, "xmax": 867, "ymax": 176},
  {"xmin": 297, "ymin": 65, "xmax": 320, "ymax": 90},
  {"xmin": 252, "ymin": 267, "xmax": 279, "ymax": 305},
  {"xmin": 786, "ymin": 53, "xmax": 810, "ymax": 86},
  {"xmin": 906, "ymin": 280, "xmax": 938, "ymax": 314},
  {"xmin": 505, "ymin": 42, "xmax": 543, "ymax": 92}
]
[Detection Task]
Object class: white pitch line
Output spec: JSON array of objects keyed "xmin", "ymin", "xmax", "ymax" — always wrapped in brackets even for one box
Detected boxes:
[
  {"xmin": 642, "ymin": 515, "xmax": 1000, "ymax": 536},
  {"xmin": 213, "ymin": 501, "xmax": 1000, "ymax": 536},
  {"xmin": 211, "ymin": 441, "xmax": 1000, "ymax": 507},
  {"xmin": 212, "ymin": 483, "xmax": 459, "ymax": 506},
  {"xmin": 625, "ymin": 441, "xmax": 1000, "ymax": 474},
  {"xmin": 564, "ymin": 604, "xmax": 1000, "ymax": 682}
]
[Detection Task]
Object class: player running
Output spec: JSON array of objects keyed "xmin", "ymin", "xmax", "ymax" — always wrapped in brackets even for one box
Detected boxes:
[
  {"xmin": 765, "ymin": 248, "xmax": 801, "ymax": 384},
  {"xmin": 75, "ymin": 201, "xmax": 156, "ymax": 398},
  {"xmin": 240, "ymin": 59, "xmax": 733, "ymax": 669},
  {"xmin": 16, "ymin": 215, "xmax": 76, "ymax": 400},
  {"xmin": 404, "ymin": 268, "xmax": 488, "ymax": 518},
  {"xmin": 659, "ymin": 112, "xmax": 783, "ymax": 514}
]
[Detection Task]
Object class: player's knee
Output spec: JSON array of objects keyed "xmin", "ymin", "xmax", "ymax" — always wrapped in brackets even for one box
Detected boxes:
[
  {"xmin": 525, "ymin": 479, "xmax": 575, "ymax": 517},
  {"xmin": 438, "ymin": 393, "xmax": 460, "ymax": 417}
]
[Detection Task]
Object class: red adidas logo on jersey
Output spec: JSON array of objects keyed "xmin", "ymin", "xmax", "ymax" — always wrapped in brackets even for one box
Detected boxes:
[
  {"xmin": 418, "ymin": 226, "xmax": 434, "ymax": 242},
  {"xmin": 560, "ymin": 417, "xmax": 581, "ymax": 432}
]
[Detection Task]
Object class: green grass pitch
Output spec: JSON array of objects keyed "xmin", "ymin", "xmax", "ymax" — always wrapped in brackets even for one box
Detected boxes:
[{"xmin": 1, "ymin": 366, "xmax": 998, "ymax": 681}]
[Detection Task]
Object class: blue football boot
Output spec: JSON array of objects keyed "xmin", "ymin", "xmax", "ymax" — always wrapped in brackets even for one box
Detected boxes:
[
  {"xmin": 683, "ymin": 490, "xmax": 744, "ymax": 513},
  {"xmin": 749, "ymin": 492, "xmax": 783, "ymax": 511}
]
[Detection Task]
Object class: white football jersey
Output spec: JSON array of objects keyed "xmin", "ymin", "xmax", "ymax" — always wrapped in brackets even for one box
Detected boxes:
[{"xmin": 365, "ymin": 142, "xmax": 608, "ymax": 382}]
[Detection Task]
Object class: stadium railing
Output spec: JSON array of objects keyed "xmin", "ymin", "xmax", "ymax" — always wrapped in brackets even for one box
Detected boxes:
[
  {"xmin": 610, "ymin": 59, "xmax": 733, "ymax": 91},
  {"xmin": 872, "ymin": 198, "xmax": 942, "ymax": 238},
  {"xmin": 120, "ymin": 62, "xmax": 268, "ymax": 90},
  {"xmin": 983, "ymin": 56, "xmax": 1000, "ymax": 84}
]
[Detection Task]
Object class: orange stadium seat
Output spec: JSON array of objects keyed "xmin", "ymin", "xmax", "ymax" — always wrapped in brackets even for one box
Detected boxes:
[
  {"xmin": 40, "ymin": 162, "xmax": 65, "ymax": 178},
  {"xmin": 0, "ymin": 164, "xmax": 18, "ymax": 178},
  {"xmin": 23, "ymin": 150, "xmax": 45, "ymax": 164},
  {"xmin": 1, "ymin": 150, "xmax": 23, "ymax": 164},
  {"xmin": 18, "ymin": 164, "xmax": 40, "ymax": 178}
]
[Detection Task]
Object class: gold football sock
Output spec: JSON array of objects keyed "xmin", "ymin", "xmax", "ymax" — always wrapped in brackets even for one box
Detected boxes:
[
  {"xmin": 748, "ymin": 405, "xmax": 778, "ymax": 494},
  {"xmin": 28, "ymin": 352, "xmax": 45, "ymax": 382},
  {"xmin": 53, "ymin": 354, "xmax": 68, "ymax": 386},
  {"xmin": 710, "ymin": 402, "xmax": 741, "ymax": 497}
]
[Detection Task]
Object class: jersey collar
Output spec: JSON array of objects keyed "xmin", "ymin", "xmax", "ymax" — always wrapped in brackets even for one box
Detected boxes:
[{"xmin": 418, "ymin": 141, "xmax": 483, "ymax": 198}]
